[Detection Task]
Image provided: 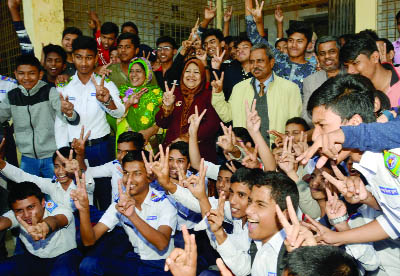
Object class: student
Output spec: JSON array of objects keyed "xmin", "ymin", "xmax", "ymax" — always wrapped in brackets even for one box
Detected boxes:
[
  {"xmin": 121, "ymin": 21, "xmax": 155, "ymax": 62},
  {"xmin": 275, "ymin": 38, "xmax": 288, "ymax": 55},
  {"xmin": 0, "ymin": 182, "xmax": 81, "ymax": 275},
  {"xmin": 61, "ymin": 27, "xmax": 83, "ymax": 76},
  {"xmin": 0, "ymin": 55, "xmax": 79, "ymax": 178},
  {"xmin": 284, "ymin": 117, "xmax": 310, "ymax": 143},
  {"xmin": 109, "ymin": 45, "xmax": 120, "ymax": 64},
  {"xmin": 75, "ymin": 150, "xmax": 177, "ymax": 276},
  {"xmin": 55, "ymin": 35, "xmax": 125, "ymax": 210},
  {"xmin": 42, "ymin": 44, "xmax": 67, "ymax": 87}
]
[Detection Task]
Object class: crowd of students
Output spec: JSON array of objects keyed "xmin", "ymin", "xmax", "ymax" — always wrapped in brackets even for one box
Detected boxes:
[{"xmin": 0, "ymin": 0, "xmax": 399, "ymax": 275}]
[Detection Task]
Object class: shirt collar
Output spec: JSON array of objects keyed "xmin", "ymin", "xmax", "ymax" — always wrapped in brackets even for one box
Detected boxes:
[
  {"xmin": 254, "ymin": 73, "xmax": 274, "ymax": 88},
  {"xmin": 259, "ymin": 229, "xmax": 285, "ymax": 253}
]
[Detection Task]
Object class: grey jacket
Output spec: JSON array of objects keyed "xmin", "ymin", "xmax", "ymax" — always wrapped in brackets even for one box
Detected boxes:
[
  {"xmin": 0, "ymin": 80, "xmax": 78, "ymax": 159},
  {"xmin": 302, "ymin": 70, "xmax": 328, "ymax": 126}
]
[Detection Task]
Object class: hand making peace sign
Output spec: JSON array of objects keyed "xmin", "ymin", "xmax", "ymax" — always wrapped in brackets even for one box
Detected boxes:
[
  {"xmin": 56, "ymin": 149, "xmax": 80, "ymax": 175},
  {"xmin": 163, "ymin": 81, "xmax": 176, "ymax": 107},
  {"xmin": 71, "ymin": 126, "xmax": 91, "ymax": 157},
  {"xmin": 91, "ymin": 75, "xmax": 112, "ymax": 104},
  {"xmin": 59, "ymin": 94, "xmax": 74, "ymax": 117},
  {"xmin": 70, "ymin": 171, "xmax": 89, "ymax": 211},
  {"xmin": 17, "ymin": 211, "xmax": 50, "ymax": 241},
  {"xmin": 116, "ymin": 178, "xmax": 136, "ymax": 218}
]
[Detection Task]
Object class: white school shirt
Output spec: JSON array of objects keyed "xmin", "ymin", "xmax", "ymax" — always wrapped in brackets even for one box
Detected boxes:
[
  {"xmin": 86, "ymin": 159, "xmax": 122, "ymax": 200},
  {"xmin": 55, "ymin": 73, "xmax": 125, "ymax": 148},
  {"xmin": 353, "ymin": 149, "xmax": 400, "ymax": 239},
  {"xmin": 2, "ymin": 204, "xmax": 76, "ymax": 258},
  {"xmin": 1, "ymin": 162, "xmax": 95, "ymax": 210},
  {"xmin": 99, "ymin": 187, "xmax": 177, "ymax": 260},
  {"xmin": 0, "ymin": 76, "xmax": 17, "ymax": 102},
  {"xmin": 252, "ymin": 229, "xmax": 285, "ymax": 276},
  {"xmin": 204, "ymin": 161, "xmax": 220, "ymax": 181}
]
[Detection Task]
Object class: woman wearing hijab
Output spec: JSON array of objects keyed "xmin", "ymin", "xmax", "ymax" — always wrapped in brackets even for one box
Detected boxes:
[
  {"xmin": 155, "ymin": 58, "xmax": 220, "ymax": 162},
  {"xmin": 108, "ymin": 57, "xmax": 163, "ymax": 149}
]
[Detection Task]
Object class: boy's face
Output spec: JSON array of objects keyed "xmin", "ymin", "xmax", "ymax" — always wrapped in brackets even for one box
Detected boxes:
[
  {"xmin": 287, "ymin": 32, "xmax": 309, "ymax": 59},
  {"xmin": 14, "ymin": 65, "xmax": 43, "ymax": 90},
  {"xmin": 227, "ymin": 41, "xmax": 237, "ymax": 60},
  {"xmin": 236, "ymin": 41, "xmax": 251, "ymax": 63},
  {"xmin": 117, "ymin": 142, "xmax": 136, "ymax": 163},
  {"xmin": 344, "ymin": 53, "xmax": 379, "ymax": 80},
  {"xmin": 123, "ymin": 161, "xmax": 149, "ymax": 197},
  {"xmin": 272, "ymin": 147, "xmax": 283, "ymax": 165},
  {"xmin": 309, "ymin": 168, "xmax": 329, "ymax": 200},
  {"xmin": 157, "ymin": 42, "xmax": 176, "ymax": 64},
  {"xmin": 110, "ymin": 49, "xmax": 120, "ymax": 64},
  {"xmin": 53, "ymin": 156, "xmax": 73, "ymax": 185},
  {"xmin": 285, "ymin": 123, "xmax": 306, "ymax": 143},
  {"xmin": 203, "ymin": 35, "xmax": 224, "ymax": 58},
  {"xmin": 246, "ymin": 185, "xmax": 280, "ymax": 244},
  {"xmin": 216, "ymin": 169, "xmax": 232, "ymax": 198},
  {"xmin": 229, "ymin": 182, "xmax": 251, "ymax": 219},
  {"xmin": 62, "ymin": 33, "xmax": 79, "ymax": 54},
  {"xmin": 72, "ymin": 49, "xmax": 97, "ymax": 75},
  {"xmin": 100, "ymin": 33, "xmax": 116, "ymax": 50},
  {"xmin": 118, "ymin": 39, "xmax": 138, "ymax": 63},
  {"xmin": 168, "ymin": 149, "xmax": 190, "ymax": 180},
  {"xmin": 276, "ymin": 40, "xmax": 288, "ymax": 55},
  {"xmin": 44, "ymin": 52, "xmax": 66, "ymax": 79},
  {"xmin": 12, "ymin": 196, "xmax": 45, "ymax": 226}
]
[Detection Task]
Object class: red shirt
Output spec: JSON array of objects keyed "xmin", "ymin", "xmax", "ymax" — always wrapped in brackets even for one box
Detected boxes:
[{"xmin": 95, "ymin": 30, "xmax": 110, "ymax": 66}]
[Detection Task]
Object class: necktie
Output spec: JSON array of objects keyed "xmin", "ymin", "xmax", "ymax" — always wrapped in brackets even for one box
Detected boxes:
[
  {"xmin": 249, "ymin": 240, "xmax": 258, "ymax": 266},
  {"xmin": 259, "ymin": 83, "xmax": 265, "ymax": 97}
]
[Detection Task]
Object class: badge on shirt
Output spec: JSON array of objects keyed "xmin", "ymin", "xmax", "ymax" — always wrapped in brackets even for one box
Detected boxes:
[
  {"xmin": 150, "ymin": 191, "xmax": 166, "ymax": 202},
  {"xmin": 268, "ymin": 273, "xmax": 277, "ymax": 276},
  {"xmin": 383, "ymin": 150, "xmax": 400, "ymax": 177},
  {"xmin": 45, "ymin": 200, "xmax": 58, "ymax": 213},
  {"xmin": 379, "ymin": 186, "xmax": 399, "ymax": 196},
  {"xmin": 91, "ymin": 92, "xmax": 97, "ymax": 96},
  {"xmin": 68, "ymin": 96, "xmax": 76, "ymax": 101},
  {"xmin": 175, "ymin": 101, "xmax": 182, "ymax": 107},
  {"xmin": 146, "ymin": 216, "xmax": 157, "ymax": 220}
]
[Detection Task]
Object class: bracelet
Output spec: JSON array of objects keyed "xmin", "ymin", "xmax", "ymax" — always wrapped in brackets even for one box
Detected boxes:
[
  {"xmin": 328, "ymin": 214, "xmax": 349, "ymax": 225},
  {"xmin": 102, "ymin": 97, "xmax": 112, "ymax": 107},
  {"xmin": 44, "ymin": 220, "xmax": 53, "ymax": 237}
]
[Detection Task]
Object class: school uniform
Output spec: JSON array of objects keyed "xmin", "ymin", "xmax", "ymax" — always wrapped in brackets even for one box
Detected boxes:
[
  {"xmin": 0, "ymin": 204, "xmax": 81, "ymax": 276},
  {"xmin": 79, "ymin": 186, "xmax": 177, "ymax": 276}
]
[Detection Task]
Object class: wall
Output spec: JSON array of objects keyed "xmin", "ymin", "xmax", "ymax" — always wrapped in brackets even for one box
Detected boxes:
[{"xmin": 355, "ymin": 0, "xmax": 377, "ymax": 32}]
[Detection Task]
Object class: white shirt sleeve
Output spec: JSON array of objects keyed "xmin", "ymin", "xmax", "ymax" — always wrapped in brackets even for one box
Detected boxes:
[
  {"xmin": 54, "ymin": 113, "xmax": 70, "ymax": 148},
  {"xmin": 171, "ymin": 185, "xmax": 201, "ymax": 213},
  {"xmin": 155, "ymin": 197, "xmax": 178, "ymax": 235},
  {"xmin": 1, "ymin": 210, "xmax": 18, "ymax": 229},
  {"xmin": 376, "ymin": 214, "xmax": 400, "ymax": 239},
  {"xmin": 98, "ymin": 203, "xmax": 119, "ymax": 231},
  {"xmin": 102, "ymin": 80, "xmax": 125, "ymax": 118},
  {"xmin": 204, "ymin": 161, "xmax": 220, "ymax": 181},
  {"xmin": 86, "ymin": 161, "xmax": 114, "ymax": 178}
]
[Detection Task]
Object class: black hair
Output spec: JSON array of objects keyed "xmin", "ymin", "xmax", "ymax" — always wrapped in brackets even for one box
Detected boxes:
[
  {"xmin": 315, "ymin": 36, "xmax": 340, "ymax": 55},
  {"xmin": 117, "ymin": 32, "xmax": 141, "ymax": 49},
  {"xmin": 307, "ymin": 74, "xmax": 376, "ymax": 124},
  {"xmin": 101, "ymin": 22, "xmax": 119, "ymax": 37},
  {"xmin": 43, "ymin": 44, "xmax": 67, "ymax": 64},
  {"xmin": 201, "ymin": 28, "xmax": 224, "ymax": 44},
  {"xmin": 156, "ymin": 36, "xmax": 178, "ymax": 49},
  {"xmin": 253, "ymin": 171, "xmax": 299, "ymax": 211},
  {"xmin": 53, "ymin": 146, "xmax": 76, "ymax": 164},
  {"xmin": 109, "ymin": 45, "xmax": 118, "ymax": 53},
  {"xmin": 62, "ymin": 27, "xmax": 83, "ymax": 38},
  {"xmin": 170, "ymin": 141, "xmax": 189, "ymax": 160},
  {"xmin": 286, "ymin": 22, "xmax": 312, "ymax": 43},
  {"xmin": 220, "ymin": 161, "xmax": 242, "ymax": 174},
  {"xmin": 275, "ymin": 37, "xmax": 288, "ymax": 48},
  {"xmin": 230, "ymin": 167, "xmax": 265, "ymax": 188},
  {"xmin": 122, "ymin": 150, "xmax": 149, "ymax": 166},
  {"xmin": 72, "ymin": 36, "xmax": 97, "ymax": 55},
  {"xmin": 8, "ymin": 182, "xmax": 45, "ymax": 209},
  {"xmin": 374, "ymin": 90, "xmax": 391, "ymax": 112},
  {"xmin": 339, "ymin": 35, "xmax": 377, "ymax": 64},
  {"xmin": 284, "ymin": 245, "xmax": 359, "ymax": 276},
  {"xmin": 358, "ymin": 29, "xmax": 379, "ymax": 41},
  {"xmin": 223, "ymin": 36, "xmax": 236, "ymax": 45},
  {"xmin": 285, "ymin": 117, "xmax": 310, "ymax": 131},
  {"xmin": 122, "ymin": 21, "xmax": 139, "ymax": 35},
  {"xmin": 338, "ymin": 34, "xmax": 356, "ymax": 46},
  {"xmin": 232, "ymin": 127, "xmax": 255, "ymax": 147},
  {"xmin": 15, "ymin": 54, "xmax": 42, "ymax": 71},
  {"xmin": 117, "ymin": 131, "xmax": 145, "ymax": 150},
  {"xmin": 376, "ymin": 38, "xmax": 395, "ymax": 53},
  {"xmin": 236, "ymin": 36, "xmax": 253, "ymax": 47}
]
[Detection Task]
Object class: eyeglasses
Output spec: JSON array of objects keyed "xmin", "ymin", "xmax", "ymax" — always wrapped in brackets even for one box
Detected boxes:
[{"xmin": 157, "ymin": 46, "xmax": 173, "ymax": 52}]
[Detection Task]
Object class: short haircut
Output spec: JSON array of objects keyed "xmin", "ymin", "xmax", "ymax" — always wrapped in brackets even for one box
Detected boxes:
[
  {"xmin": 286, "ymin": 22, "xmax": 313, "ymax": 43},
  {"xmin": 376, "ymin": 38, "xmax": 395, "ymax": 53},
  {"xmin": 275, "ymin": 37, "xmax": 288, "ymax": 48},
  {"xmin": 122, "ymin": 150, "xmax": 149, "ymax": 166},
  {"xmin": 72, "ymin": 36, "xmax": 98, "ymax": 55},
  {"xmin": 230, "ymin": 167, "xmax": 265, "ymax": 188},
  {"xmin": 338, "ymin": 33, "xmax": 356, "ymax": 45},
  {"xmin": 169, "ymin": 141, "xmax": 189, "ymax": 160},
  {"xmin": 397, "ymin": 11, "xmax": 400, "ymax": 22},
  {"xmin": 62, "ymin": 27, "xmax": 83, "ymax": 38},
  {"xmin": 43, "ymin": 44, "xmax": 67, "ymax": 64},
  {"xmin": 233, "ymin": 127, "xmax": 255, "ymax": 147},
  {"xmin": 284, "ymin": 245, "xmax": 359, "ymax": 276},
  {"xmin": 307, "ymin": 74, "xmax": 376, "ymax": 123},
  {"xmin": 117, "ymin": 131, "xmax": 145, "ymax": 150},
  {"xmin": 220, "ymin": 161, "xmax": 242, "ymax": 174},
  {"xmin": 122, "ymin": 21, "xmax": 139, "ymax": 34},
  {"xmin": 315, "ymin": 36, "xmax": 340, "ymax": 55},
  {"xmin": 8, "ymin": 182, "xmax": 45, "ymax": 209},
  {"xmin": 156, "ymin": 36, "xmax": 178, "ymax": 49},
  {"xmin": 285, "ymin": 117, "xmax": 311, "ymax": 131},
  {"xmin": 374, "ymin": 90, "xmax": 391, "ymax": 112},
  {"xmin": 358, "ymin": 29, "xmax": 379, "ymax": 41},
  {"xmin": 339, "ymin": 35, "xmax": 377, "ymax": 64},
  {"xmin": 109, "ymin": 45, "xmax": 118, "ymax": 53},
  {"xmin": 16, "ymin": 54, "xmax": 42, "ymax": 71},
  {"xmin": 117, "ymin": 32, "xmax": 141, "ymax": 49},
  {"xmin": 201, "ymin": 28, "xmax": 224, "ymax": 44},
  {"xmin": 236, "ymin": 36, "xmax": 253, "ymax": 47},
  {"xmin": 223, "ymin": 36, "xmax": 236, "ymax": 45},
  {"xmin": 53, "ymin": 146, "xmax": 76, "ymax": 164},
  {"xmin": 250, "ymin": 43, "xmax": 274, "ymax": 60},
  {"xmin": 252, "ymin": 171, "xmax": 299, "ymax": 211},
  {"xmin": 101, "ymin": 22, "xmax": 119, "ymax": 37}
]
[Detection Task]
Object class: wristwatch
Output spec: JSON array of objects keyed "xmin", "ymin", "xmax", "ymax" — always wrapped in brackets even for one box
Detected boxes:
[
  {"xmin": 328, "ymin": 214, "xmax": 349, "ymax": 225},
  {"xmin": 102, "ymin": 97, "xmax": 112, "ymax": 107}
]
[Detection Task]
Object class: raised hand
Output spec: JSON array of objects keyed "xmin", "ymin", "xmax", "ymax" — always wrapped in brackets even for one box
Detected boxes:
[
  {"xmin": 292, "ymin": 131, "xmax": 308, "ymax": 157},
  {"xmin": 190, "ymin": 18, "xmax": 200, "ymax": 40},
  {"xmin": 224, "ymin": 6, "xmax": 233, "ymax": 22},
  {"xmin": 216, "ymin": 123, "xmax": 236, "ymax": 152},
  {"xmin": 377, "ymin": 41, "xmax": 387, "ymax": 63},
  {"xmin": 188, "ymin": 105, "xmax": 207, "ymax": 138},
  {"xmin": 241, "ymin": 143, "xmax": 260, "ymax": 169},
  {"xmin": 303, "ymin": 214, "xmax": 342, "ymax": 246},
  {"xmin": 17, "ymin": 211, "xmax": 49, "ymax": 241},
  {"xmin": 268, "ymin": 130, "xmax": 286, "ymax": 148},
  {"xmin": 245, "ymin": 99, "xmax": 261, "ymax": 135},
  {"xmin": 276, "ymin": 196, "xmax": 317, "ymax": 252},
  {"xmin": 207, "ymin": 191, "xmax": 225, "ymax": 233},
  {"xmin": 164, "ymin": 225, "xmax": 197, "ymax": 276},
  {"xmin": 204, "ymin": 1, "xmax": 216, "ymax": 21},
  {"xmin": 247, "ymin": 0, "xmax": 264, "ymax": 23},
  {"xmin": 71, "ymin": 126, "xmax": 91, "ymax": 157},
  {"xmin": 70, "ymin": 171, "xmax": 90, "ymax": 211},
  {"xmin": 325, "ymin": 185, "xmax": 347, "ymax": 219},
  {"xmin": 149, "ymin": 145, "xmax": 171, "ymax": 187},
  {"xmin": 91, "ymin": 75, "xmax": 112, "ymax": 104},
  {"xmin": 116, "ymin": 178, "xmax": 136, "ymax": 218},
  {"xmin": 59, "ymin": 94, "xmax": 74, "ymax": 117},
  {"xmin": 278, "ymin": 136, "xmax": 296, "ymax": 175},
  {"xmin": 163, "ymin": 81, "xmax": 176, "ymax": 107},
  {"xmin": 127, "ymin": 88, "xmax": 148, "ymax": 108},
  {"xmin": 211, "ymin": 48, "xmax": 226, "ymax": 70},
  {"xmin": 142, "ymin": 150, "xmax": 155, "ymax": 176},
  {"xmin": 196, "ymin": 49, "xmax": 207, "ymax": 65},
  {"xmin": 98, "ymin": 63, "xmax": 113, "ymax": 76},
  {"xmin": 211, "ymin": 71, "xmax": 224, "ymax": 94},
  {"xmin": 226, "ymin": 161, "xmax": 237, "ymax": 173},
  {"xmin": 0, "ymin": 138, "xmax": 6, "ymax": 161},
  {"xmin": 56, "ymin": 149, "xmax": 80, "ymax": 174},
  {"xmin": 274, "ymin": 5, "xmax": 284, "ymax": 23},
  {"xmin": 186, "ymin": 159, "xmax": 208, "ymax": 200}
]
